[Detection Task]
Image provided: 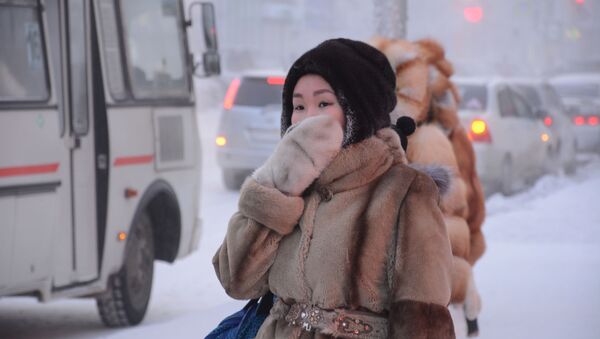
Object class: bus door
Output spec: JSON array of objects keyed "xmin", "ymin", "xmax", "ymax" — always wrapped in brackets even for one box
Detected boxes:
[
  {"xmin": 39, "ymin": 0, "xmax": 98, "ymax": 289},
  {"xmin": 61, "ymin": 0, "xmax": 99, "ymax": 285},
  {"xmin": 0, "ymin": 0, "xmax": 71, "ymax": 291}
]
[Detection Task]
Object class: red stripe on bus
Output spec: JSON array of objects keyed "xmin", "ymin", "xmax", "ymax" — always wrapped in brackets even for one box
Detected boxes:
[
  {"xmin": 0, "ymin": 163, "xmax": 60, "ymax": 177},
  {"xmin": 113, "ymin": 155, "xmax": 154, "ymax": 167}
]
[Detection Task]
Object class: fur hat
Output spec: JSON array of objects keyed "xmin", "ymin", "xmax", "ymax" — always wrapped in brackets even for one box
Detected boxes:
[{"xmin": 281, "ymin": 38, "xmax": 397, "ymax": 146}]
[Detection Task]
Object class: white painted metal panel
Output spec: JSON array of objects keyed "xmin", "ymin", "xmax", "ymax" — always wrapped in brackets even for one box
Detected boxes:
[
  {"xmin": 12, "ymin": 191, "xmax": 58, "ymax": 284},
  {"xmin": 101, "ymin": 107, "xmax": 156, "ymax": 276},
  {"xmin": 0, "ymin": 196, "xmax": 16, "ymax": 289},
  {"xmin": 0, "ymin": 107, "xmax": 73, "ymax": 290}
]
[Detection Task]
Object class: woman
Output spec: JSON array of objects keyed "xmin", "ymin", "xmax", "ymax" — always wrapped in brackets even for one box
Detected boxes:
[{"xmin": 213, "ymin": 38, "xmax": 455, "ymax": 338}]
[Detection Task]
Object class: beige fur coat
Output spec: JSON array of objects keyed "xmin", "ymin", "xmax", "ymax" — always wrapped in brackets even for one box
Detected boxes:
[{"xmin": 213, "ymin": 128, "xmax": 455, "ymax": 338}]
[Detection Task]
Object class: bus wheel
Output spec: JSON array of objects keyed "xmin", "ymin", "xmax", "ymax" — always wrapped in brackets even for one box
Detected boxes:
[{"xmin": 96, "ymin": 212, "xmax": 154, "ymax": 327}]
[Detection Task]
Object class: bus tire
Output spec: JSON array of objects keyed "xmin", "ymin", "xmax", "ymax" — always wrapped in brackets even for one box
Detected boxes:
[{"xmin": 96, "ymin": 212, "xmax": 154, "ymax": 327}]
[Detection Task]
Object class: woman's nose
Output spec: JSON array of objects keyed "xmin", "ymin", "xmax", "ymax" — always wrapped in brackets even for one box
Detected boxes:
[{"xmin": 306, "ymin": 108, "xmax": 320, "ymax": 117}]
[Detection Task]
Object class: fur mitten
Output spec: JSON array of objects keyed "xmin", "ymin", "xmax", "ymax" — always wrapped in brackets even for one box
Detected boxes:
[{"xmin": 252, "ymin": 115, "xmax": 343, "ymax": 196}]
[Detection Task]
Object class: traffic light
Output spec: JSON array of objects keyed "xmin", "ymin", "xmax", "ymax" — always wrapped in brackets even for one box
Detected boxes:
[{"xmin": 463, "ymin": 6, "xmax": 483, "ymax": 23}]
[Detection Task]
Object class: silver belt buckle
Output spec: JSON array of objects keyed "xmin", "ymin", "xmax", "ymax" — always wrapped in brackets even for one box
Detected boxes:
[
  {"xmin": 284, "ymin": 303, "xmax": 324, "ymax": 332},
  {"xmin": 285, "ymin": 303, "xmax": 377, "ymax": 337}
]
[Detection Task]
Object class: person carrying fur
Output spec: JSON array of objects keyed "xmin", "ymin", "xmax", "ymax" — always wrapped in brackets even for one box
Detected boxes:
[{"xmin": 371, "ymin": 37, "xmax": 486, "ymax": 337}]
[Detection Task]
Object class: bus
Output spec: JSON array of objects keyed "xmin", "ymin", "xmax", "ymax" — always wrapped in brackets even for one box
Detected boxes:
[{"xmin": 0, "ymin": 0, "xmax": 220, "ymax": 327}]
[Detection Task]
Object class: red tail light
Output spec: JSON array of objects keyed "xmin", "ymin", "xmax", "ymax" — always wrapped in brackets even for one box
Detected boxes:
[
  {"xmin": 267, "ymin": 76, "xmax": 285, "ymax": 85},
  {"xmin": 573, "ymin": 115, "xmax": 585, "ymax": 126},
  {"xmin": 468, "ymin": 119, "xmax": 492, "ymax": 143},
  {"xmin": 588, "ymin": 116, "xmax": 599, "ymax": 126},
  {"xmin": 543, "ymin": 116, "xmax": 553, "ymax": 127},
  {"xmin": 223, "ymin": 78, "xmax": 241, "ymax": 110}
]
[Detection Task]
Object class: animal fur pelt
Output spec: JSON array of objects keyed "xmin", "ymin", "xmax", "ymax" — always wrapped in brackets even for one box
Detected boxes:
[
  {"xmin": 371, "ymin": 36, "xmax": 486, "ymax": 336},
  {"xmin": 408, "ymin": 163, "xmax": 451, "ymax": 197}
]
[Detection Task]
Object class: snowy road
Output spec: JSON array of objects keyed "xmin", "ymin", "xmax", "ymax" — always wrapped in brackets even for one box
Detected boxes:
[{"xmin": 1, "ymin": 108, "xmax": 599, "ymax": 339}]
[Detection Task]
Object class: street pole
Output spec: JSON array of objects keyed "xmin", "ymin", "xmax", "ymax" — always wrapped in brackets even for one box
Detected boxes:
[{"xmin": 374, "ymin": 0, "xmax": 408, "ymax": 39}]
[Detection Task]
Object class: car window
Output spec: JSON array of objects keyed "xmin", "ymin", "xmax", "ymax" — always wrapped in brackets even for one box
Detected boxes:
[
  {"xmin": 498, "ymin": 87, "xmax": 518, "ymax": 118},
  {"xmin": 511, "ymin": 89, "xmax": 535, "ymax": 119},
  {"xmin": 234, "ymin": 77, "xmax": 283, "ymax": 107},
  {"xmin": 514, "ymin": 85, "xmax": 542, "ymax": 109},
  {"xmin": 457, "ymin": 84, "xmax": 487, "ymax": 110},
  {"xmin": 554, "ymin": 83, "xmax": 600, "ymax": 99}
]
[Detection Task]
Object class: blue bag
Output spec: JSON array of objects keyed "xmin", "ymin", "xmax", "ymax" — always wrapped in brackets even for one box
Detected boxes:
[{"xmin": 205, "ymin": 292, "xmax": 275, "ymax": 339}]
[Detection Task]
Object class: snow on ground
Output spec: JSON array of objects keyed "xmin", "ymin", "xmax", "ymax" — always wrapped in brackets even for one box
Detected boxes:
[
  {"xmin": 451, "ymin": 156, "xmax": 600, "ymax": 339},
  {"xmin": 1, "ymin": 103, "xmax": 599, "ymax": 339}
]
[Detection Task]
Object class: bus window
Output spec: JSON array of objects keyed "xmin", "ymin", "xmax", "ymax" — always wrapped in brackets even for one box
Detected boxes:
[
  {"xmin": 0, "ymin": 0, "xmax": 49, "ymax": 102},
  {"xmin": 97, "ymin": 0, "xmax": 128, "ymax": 100},
  {"xmin": 119, "ymin": 0, "xmax": 189, "ymax": 100},
  {"xmin": 69, "ymin": 0, "xmax": 89, "ymax": 135}
]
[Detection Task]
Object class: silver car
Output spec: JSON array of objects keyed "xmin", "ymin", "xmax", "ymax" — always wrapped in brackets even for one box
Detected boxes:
[
  {"xmin": 550, "ymin": 74, "xmax": 600, "ymax": 154},
  {"xmin": 511, "ymin": 80, "xmax": 578, "ymax": 174},
  {"xmin": 216, "ymin": 71, "xmax": 286, "ymax": 189},
  {"xmin": 455, "ymin": 78, "xmax": 554, "ymax": 195}
]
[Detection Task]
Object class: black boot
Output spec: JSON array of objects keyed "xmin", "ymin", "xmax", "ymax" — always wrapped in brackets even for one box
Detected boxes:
[{"xmin": 466, "ymin": 317, "xmax": 479, "ymax": 337}]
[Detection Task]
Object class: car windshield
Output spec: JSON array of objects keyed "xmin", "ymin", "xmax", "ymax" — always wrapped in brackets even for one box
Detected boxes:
[
  {"xmin": 234, "ymin": 77, "xmax": 283, "ymax": 107},
  {"xmin": 457, "ymin": 84, "xmax": 487, "ymax": 111},
  {"xmin": 553, "ymin": 83, "xmax": 600, "ymax": 99}
]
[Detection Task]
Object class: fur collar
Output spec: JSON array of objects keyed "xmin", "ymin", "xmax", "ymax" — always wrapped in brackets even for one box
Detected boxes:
[{"xmin": 315, "ymin": 127, "xmax": 407, "ymax": 194}]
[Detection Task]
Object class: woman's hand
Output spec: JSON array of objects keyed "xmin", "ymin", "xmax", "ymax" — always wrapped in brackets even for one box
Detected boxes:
[{"xmin": 252, "ymin": 115, "xmax": 343, "ymax": 196}]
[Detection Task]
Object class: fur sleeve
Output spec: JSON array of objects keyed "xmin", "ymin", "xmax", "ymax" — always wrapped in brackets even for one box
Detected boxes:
[
  {"xmin": 389, "ymin": 172, "xmax": 455, "ymax": 338},
  {"xmin": 212, "ymin": 178, "xmax": 304, "ymax": 299},
  {"xmin": 389, "ymin": 300, "xmax": 455, "ymax": 338}
]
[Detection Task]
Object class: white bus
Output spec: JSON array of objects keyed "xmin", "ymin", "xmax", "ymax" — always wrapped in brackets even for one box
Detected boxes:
[{"xmin": 0, "ymin": 0, "xmax": 220, "ymax": 326}]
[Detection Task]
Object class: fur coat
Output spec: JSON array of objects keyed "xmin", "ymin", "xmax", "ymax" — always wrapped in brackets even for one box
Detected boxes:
[{"xmin": 213, "ymin": 128, "xmax": 455, "ymax": 338}]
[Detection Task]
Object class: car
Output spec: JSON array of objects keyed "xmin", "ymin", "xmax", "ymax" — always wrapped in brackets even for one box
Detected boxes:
[
  {"xmin": 550, "ymin": 73, "xmax": 600, "ymax": 154},
  {"xmin": 454, "ymin": 78, "xmax": 554, "ymax": 195},
  {"xmin": 216, "ymin": 71, "xmax": 286, "ymax": 190},
  {"xmin": 510, "ymin": 80, "xmax": 578, "ymax": 174}
]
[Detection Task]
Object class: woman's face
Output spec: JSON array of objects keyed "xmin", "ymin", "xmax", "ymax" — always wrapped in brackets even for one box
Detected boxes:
[{"xmin": 291, "ymin": 74, "xmax": 346, "ymax": 129}]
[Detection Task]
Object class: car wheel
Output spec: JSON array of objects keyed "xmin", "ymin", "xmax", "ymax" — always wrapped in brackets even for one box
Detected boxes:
[
  {"xmin": 501, "ymin": 157, "xmax": 513, "ymax": 196},
  {"xmin": 96, "ymin": 212, "xmax": 154, "ymax": 327},
  {"xmin": 222, "ymin": 169, "xmax": 246, "ymax": 190}
]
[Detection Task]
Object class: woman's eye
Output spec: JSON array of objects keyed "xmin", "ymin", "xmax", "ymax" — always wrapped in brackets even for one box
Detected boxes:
[
  {"xmin": 319, "ymin": 102, "xmax": 331, "ymax": 108},
  {"xmin": 293, "ymin": 105, "xmax": 304, "ymax": 111}
]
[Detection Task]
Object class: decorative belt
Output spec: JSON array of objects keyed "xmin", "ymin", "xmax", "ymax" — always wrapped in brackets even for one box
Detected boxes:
[{"xmin": 271, "ymin": 299, "xmax": 388, "ymax": 338}]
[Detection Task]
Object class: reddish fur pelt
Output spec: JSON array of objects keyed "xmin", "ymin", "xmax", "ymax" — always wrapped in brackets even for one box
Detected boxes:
[{"xmin": 371, "ymin": 37, "xmax": 487, "ymax": 303}]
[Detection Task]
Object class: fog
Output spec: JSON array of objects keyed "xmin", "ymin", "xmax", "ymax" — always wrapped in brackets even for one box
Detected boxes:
[{"xmin": 205, "ymin": 0, "xmax": 599, "ymax": 77}]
